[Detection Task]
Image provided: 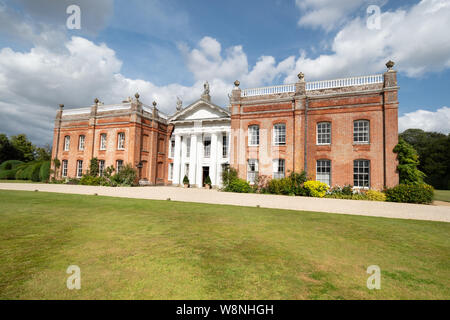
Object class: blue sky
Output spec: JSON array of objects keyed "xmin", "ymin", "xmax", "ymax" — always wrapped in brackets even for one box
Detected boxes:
[{"xmin": 0, "ymin": 0, "xmax": 449, "ymax": 145}]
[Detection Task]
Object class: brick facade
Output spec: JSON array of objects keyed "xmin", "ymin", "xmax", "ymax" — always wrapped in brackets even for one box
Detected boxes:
[{"xmin": 52, "ymin": 63, "xmax": 399, "ymax": 190}]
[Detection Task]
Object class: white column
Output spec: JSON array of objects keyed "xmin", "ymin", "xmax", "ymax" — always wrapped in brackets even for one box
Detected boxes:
[
  {"xmin": 217, "ymin": 132, "xmax": 223, "ymax": 186},
  {"xmin": 196, "ymin": 133, "xmax": 203, "ymax": 187},
  {"xmin": 189, "ymin": 134, "xmax": 197, "ymax": 186},
  {"xmin": 173, "ymin": 134, "xmax": 182, "ymax": 185},
  {"xmin": 210, "ymin": 132, "xmax": 218, "ymax": 186},
  {"xmin": 181, "ymin": 136, "xmax": 187, "ymax": 179}
]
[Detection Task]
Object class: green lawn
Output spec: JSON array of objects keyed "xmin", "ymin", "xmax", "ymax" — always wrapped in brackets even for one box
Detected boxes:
[
  {"xmin": 435, "ymin": 190, "xmax": 450, "ymax": 202},
  {"xmin": 0, "ymin": 190, "xmax": 448, "ymax": 300}
]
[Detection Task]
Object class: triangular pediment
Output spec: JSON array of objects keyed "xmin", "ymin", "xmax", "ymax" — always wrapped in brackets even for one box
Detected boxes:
[{"xmin": 169, "ymin": 99, "xmax": 230, "ymax": 122}]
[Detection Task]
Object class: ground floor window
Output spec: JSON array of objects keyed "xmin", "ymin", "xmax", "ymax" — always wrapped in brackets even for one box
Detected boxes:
[
  {"xmin": 353, "ymin": 159, "xmax": 370, "ymax": 188},
  {"xmin": 184, "ymin": 163, "xmax": 189, "ymax": 178},
  {"xmin": 247, "ymin": 159, "xmax": 259, "ymax": 184},
  {"xmin": 76, "ymin": 160, "xmax": 83, "ymax": 178},
  {"xmin": 316, "ymin": 160, "xmax": 331, "ymax": 186},
  {"xmin": 168, "ymin": 163, "xmax": 173, "ymax": 180},
  {"xmin": 62, "ymin": 160, "xmax": 68, "ymax": 177},
  {"xmin": 273, "ymin": 159, "xmax": 285, "ymax": 179},
  {"xmin": 116, "ymin": 160, "xmax": 123, "ymax": 172},
  {"xmin": 99, "ymin": 160, "xmax": 105, "ymax": 177}
]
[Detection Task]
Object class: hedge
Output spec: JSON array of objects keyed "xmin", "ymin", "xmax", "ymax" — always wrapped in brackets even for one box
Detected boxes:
[
  {"xmin": 0, "ymin": 168, "xmax": 20, "ymax": 179},
  {"xmin": 39, "ymin": 161, "xmax": 51, "ymax": 182},
  {"xmin": 0, "ymin": 160, "xmax": 24, "ymax": 171},
  {"xmin": 385, "ymin": 184, "xmax": 434, "ymax": 204}
]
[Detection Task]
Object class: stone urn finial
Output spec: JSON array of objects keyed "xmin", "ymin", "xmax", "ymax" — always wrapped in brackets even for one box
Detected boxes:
[
  {"xmin": 234, "ymin": 80, "xmax": 240, "ymax": 88},
  {"xmin": 59, "ymin": 104, "xmax": 64, "ymax": 110},
  {"xmin": 152, "ymin": 101, "xmax": 157, "ymax": 107},
  {"xmin": 94, "ymin": 98, "xmax": 99, "ymax": 104},
  {"xmin": 297, "ymin": 72, "xmax": 305, "ymax": 81},
  {"xmin": 386, "ymin": 60, "xmax": 395, "ymax": 70},
  {"xmin": 135, "ymin": 92, "xmax": 140, "ymax": 100}
]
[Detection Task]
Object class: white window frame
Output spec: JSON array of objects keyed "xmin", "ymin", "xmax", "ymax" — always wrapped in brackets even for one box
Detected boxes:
[
  {"xmin": 62, "ymin": 160, "xmax": 68, "ymax": 177},
  {"xmin": 273, "ymin": 123, "xmax": 286, "ymax": 146},
  {"xmin": 78, "ymin": 135, "xmax": 85, "ymax": 151},
  {"xmin": 169, "ymin": 137, "xmax": 175, "ymax": 158},
  {"xmin": 353, "ymin": 120, "xmax": 370, "ymax": 144},
  {"xmin": 117, "ymin": 132, "xmax": 125, "ymax": 150},
  {"xmin": 99, "ymin": 160, "xmax": 105, "ymax": 177},
  {"xmin": 247, "ymin": 159, "xmax": 259, "ymax": 184},
  {"xmin": 168, "ymin": 163, "xmax": 174, "ymax": 181},
  {"xmin": 222, "ymin": 134, "xmax": 228, "ymax": 158},
  {"xmin": 76, "ymin": 160, "xmax": 83, "ymax": 178},
  {"xmin": 116, "ymin": 160, "xmax": 124, "ymax": 172},
  {"xmin": 100, "ymin": 133, "xmax": 107, "ymax": 150},
  {"xmin": 273, "ymin": 159, "xmax": 285, "ymax": 179},
  {"xmin": 248, "ymin": 125, "xmax": 259, "ymax": 146},
  {"xmin": 203, "ymin": 136, "xmax": 211, "ymax": 158},
  {"xmin": 317, "ymin": 122, "xmax": 331, "ymax": 145},
  {"xmin": 316, "ymin": 159, "xmax": 331, "ymax": 186},
  {"xmin": 64, "ymin": 136, "xmax": 70, "ymax": 151},
  {"xmin": 353, "ymin": 159, "xmax": 370, "ymax": 188}
]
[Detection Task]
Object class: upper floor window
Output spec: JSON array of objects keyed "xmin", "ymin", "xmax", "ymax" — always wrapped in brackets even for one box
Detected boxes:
[
  {"xmin": 76, "ymin": 160, "xmax": 83, "ymax": 178},
  {"xmin": 354, "ymin": 159, "xmax": 370, "ymax": 188},
  {"xmin": 186, "ymin": 137, "xmax": 191, "ymax": 158},
  {"xmin": 100, "ymin": 133, "xmax": 107, "ymax": 150},
  {"xmin": 204, "ymin": 136, "xmax": 211, "ymax": 158},
  {"xmin": 354, "ymin": 120, "xmax": 370, "ymax": 143},
  {"xmin": 169, "ymin": 137, "xmax": 175, "ymax": 158},
  {"xmin": 316, "ymin": 160, "xmax": 331, "ymax": 186},
  {"xmin": 222, "ymin": 134, "xmax": 228, "ymax": 158},
  {"xmin": 248, "ymin": 125, "xmax": 259, "ymax": 146},
  {"xmin": 273, "ymin": 159, "xmax": 285, "ymax": 179},
  {"xmin": 117, "ymin": 132, "xmax": 125, "ymax": 150},
  {"xmin": 78, "ymin": 135, "xmax": 85, "ymax": 151},
  {"xmin": 64, "ymin": 136, "xmax": 70, "ymax": 151},
  {"xmin": 62, "ymin": 160, "xmax": 68, "ymax": 177},
  {"xmin": 116, "ymin": 160, "xmax": 124, "ymax": 172},
  {"xmin": 317, "ymin": 122, "xmax": 331, "ymax": 145},
  {"xmin": 273, "ymin": 123, "xmax": 286, "ymax": 146},
  {"xmin": 247, "ymin": 159, "xmax": 259, "ymax": 184}
]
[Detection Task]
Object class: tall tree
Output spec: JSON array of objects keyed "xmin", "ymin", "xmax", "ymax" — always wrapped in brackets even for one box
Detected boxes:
[
  {"xmin": 10, "ymin": 134, "xmax": 35, "ymax": 162},
  {"xmin": 393, "ymin": 138, "xmax": 426, "ymax": 185},
  {"xmin": 400, "ymin": 129, "xmax": 450, "ymax": 189},
  {"xmin": 0, "ymin": 134, "xmax": 20, "ymax": 163}
]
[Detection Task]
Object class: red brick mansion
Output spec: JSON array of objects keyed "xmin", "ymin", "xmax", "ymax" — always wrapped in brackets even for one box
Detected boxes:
[{"xmin": 51, "ymin": 61, "xmax": 399, "ymax": 190}]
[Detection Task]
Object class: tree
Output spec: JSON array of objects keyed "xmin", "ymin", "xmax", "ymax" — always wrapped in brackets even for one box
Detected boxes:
[
  {"xmin": 393, "ymin": 138, "xmax": 426, "ymax": 185},
  {"xmin": 0, "ymin": 134, "xmax": 20, "ymax": 163},
  {"xmin": 400, "ymin": 129, "xmax": 450, "ymax": 189},
  {"xmin": 35, "ymin": 144, "xmax": 51, "ymax": 161},
  {"xmin": 10, "ymin": 134, "xmax": 35, "ymax": 162},
  {"xmin": 89, "ymin": 158, "xmax": 99, "ymax": 176}
]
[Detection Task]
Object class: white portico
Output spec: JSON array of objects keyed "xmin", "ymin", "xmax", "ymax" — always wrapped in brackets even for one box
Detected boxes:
[{"xmin": 168, "ymin": 91, "xmax": 231, "ymax": 188}]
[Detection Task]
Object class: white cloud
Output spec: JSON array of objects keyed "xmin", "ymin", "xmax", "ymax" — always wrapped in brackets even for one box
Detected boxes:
[
  {"xmin": 399, "ymin": 107, "xmax": 450, "ymax": 134},
  {"xmin": 295, "ymin": 0, "xmax": 370, "ymax": 31},
  {"xmin": 286, "ymin": 0, "xmax": 450, "ymax": 82}
]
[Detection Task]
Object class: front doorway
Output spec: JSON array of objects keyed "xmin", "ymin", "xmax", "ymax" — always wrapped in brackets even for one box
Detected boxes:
[{"xmin": 202, "ymin": 166, "xmax": 210, "ymax": 186}]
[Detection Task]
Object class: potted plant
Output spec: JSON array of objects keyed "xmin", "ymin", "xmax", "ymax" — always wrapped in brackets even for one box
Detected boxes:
[
  {"xmin": 183, "ymin": 175, "xmax": 190, "ymax": 188},
  {"xmin": 204, "ymin": 175, "xmax": 212, "ymax": 189}
]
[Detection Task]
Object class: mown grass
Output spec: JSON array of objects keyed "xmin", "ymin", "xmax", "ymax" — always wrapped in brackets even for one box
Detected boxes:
[
  {"xmin": 434, "ymin": 190, "xmax": 450, "ymax": 202},
  {"xmin": 0, "ymin": 190, "xmax": 448, "ymax": 300}
]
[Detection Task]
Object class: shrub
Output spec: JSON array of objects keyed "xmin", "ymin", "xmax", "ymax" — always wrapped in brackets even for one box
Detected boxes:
[
  {"xmin": 0, "ymin": 168, "xmax": 19, "ymax": 179},
  {"xmin": 21, "ymin": 163, "xmax": 35, "ymax": 180},
  {"xmin": 225, "ymin": 178, "xmax": 252, "ymax": 193},
  {"xmin": 89, "ymin": 158, "xmax": 99, "ymax": 176},
  {"xmin": 385, "ymin": 184, "xmax": 434, "ymax": 204},
  {"xmin": 112, "ymin": 164, "xmax": 137, "ymax": 186},
  {"xmin": 80, "ymin": 175, "xmax": 106, "ymax": 186},
  {"xmin": 267, "ymin": 178, "xmax": 294, "ymax": 195},
  {"xmin": 304, "ymin": 180, "xmax": 329, "ymax": 198},
  {"xmin": 253, "ymin": 174, "xmax": 271, "ymax": 193},
  {"xmin": 222, "ymin": 166, "xmax": 238, "ymax": 188},
  {"xmin": 366, "ymin": 190, "xmax": 386, "ymax": 202},
  {"xmin": 183, "ymin": 175, "xmax": 189, "ymax": 185},
  {"xmin": 39, "ymin": 161, "xmax": 51, "ymax": 182},
  {"xmin": 0, "ymin": 160, "xmax": 23, "ymax": 171},
  {"xmin": 204, "ymin": 175, "xmax": 211, "ymax": 186},
  {"xmin": 329, "ymin": 185, "xmax": 353, "ymax": 196}
]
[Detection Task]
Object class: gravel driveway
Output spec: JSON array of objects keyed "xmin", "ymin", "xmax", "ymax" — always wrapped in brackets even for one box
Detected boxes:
[{"xmin": 1, "ymin": 183, "xmax": 449, "ymax": 223}]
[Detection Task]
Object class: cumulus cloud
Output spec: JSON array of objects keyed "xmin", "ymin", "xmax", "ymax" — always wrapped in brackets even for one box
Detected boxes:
[{"xmin": 399, "ymin": 107, "xmax": 450, "ymax": 134}]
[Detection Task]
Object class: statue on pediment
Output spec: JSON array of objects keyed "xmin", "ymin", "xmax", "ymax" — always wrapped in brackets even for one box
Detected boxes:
[{"xmin": 176, "ymin": 96, "xmax": 182, "ymax": 111}]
